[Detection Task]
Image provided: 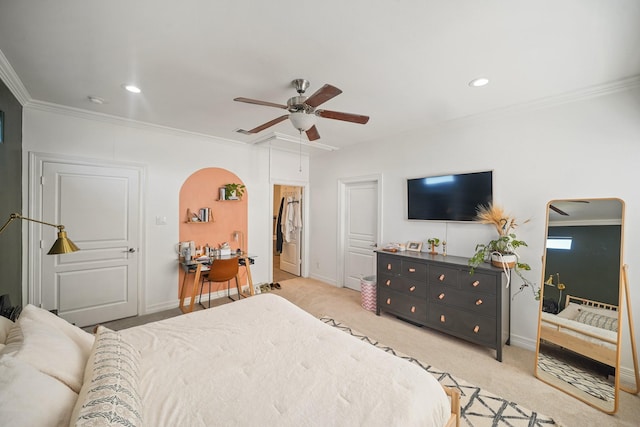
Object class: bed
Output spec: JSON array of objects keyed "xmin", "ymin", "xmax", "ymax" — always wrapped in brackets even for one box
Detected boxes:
[
  {"xmin": 539, "ymin": 295, "xmax": 619, "ymax": 366},
  {"xmin": 0, "ymin": 293, "xmax": 459, "ymax": 427}
]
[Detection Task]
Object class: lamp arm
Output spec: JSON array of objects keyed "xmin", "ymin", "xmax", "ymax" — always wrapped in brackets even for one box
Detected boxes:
[{"xmin": 0, "ymin": 212, "xmax": 64, "ymax": 235}]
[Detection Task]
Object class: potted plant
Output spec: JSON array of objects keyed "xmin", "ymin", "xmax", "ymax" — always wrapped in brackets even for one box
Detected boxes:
[
  {"xmin": 224, "ymin": 183, "xmax": 246, "ymax": 200},
  {"xmin": 468, "ymin": 203, "xmax": 538, "ymax": 297},
  {"xmin": 427, "ymin": 237, "xmax": 440, "ymax": 254}
]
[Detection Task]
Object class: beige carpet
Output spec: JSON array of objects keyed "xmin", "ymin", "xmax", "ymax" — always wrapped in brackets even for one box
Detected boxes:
[{"xmin": 101, "ymin": 277, "xmax": 640, "ymax": 426}]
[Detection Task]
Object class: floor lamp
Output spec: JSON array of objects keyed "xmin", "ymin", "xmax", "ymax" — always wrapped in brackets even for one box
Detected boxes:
[{"xmin": 0, "ymin": 212, "xmax": 80, "ymax": 254}]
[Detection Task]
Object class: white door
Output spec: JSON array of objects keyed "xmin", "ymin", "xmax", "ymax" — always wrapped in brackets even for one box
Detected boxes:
[
  {"xmin": 343, "ymin": 180, "xmax": 379, "ymax": 291},
  {"xmin": 39, "ymin": 160, "xmax": 141, "ymax": 327},
  {"xmin": 279, "ymin": 187, "xmax": 302, "ymax": 275}
]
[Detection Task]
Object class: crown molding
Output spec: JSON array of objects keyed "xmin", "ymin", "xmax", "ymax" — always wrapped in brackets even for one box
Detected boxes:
[
  {"xmin": 0, "ymin": 49, "xmax": 31, "ymax": 105},
  {"xmin": 24, "ymin": 99, "xmax": 250, "ymax": 147},
  {"xmin": 430, "ymin": 74, "xmax": 640, "ymax": 134}
]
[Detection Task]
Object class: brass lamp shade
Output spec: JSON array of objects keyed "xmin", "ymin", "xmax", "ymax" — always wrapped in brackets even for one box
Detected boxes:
[
  {"xmin": 47, "ymin": 230, "xmax": 80, "ymax": 255},
  {"xmin": 0, "ymin": 213, "xmax": 80, "ymax": 255}
]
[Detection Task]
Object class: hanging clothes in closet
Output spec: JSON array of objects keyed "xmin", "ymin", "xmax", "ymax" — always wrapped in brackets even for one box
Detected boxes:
[
  {"xmin": 275, "ymin": 197, "xmax": 284, "ymax": 253},
  {"xmin": 282, "ymin": 196, "xmax": 302, "ymax": 242}
]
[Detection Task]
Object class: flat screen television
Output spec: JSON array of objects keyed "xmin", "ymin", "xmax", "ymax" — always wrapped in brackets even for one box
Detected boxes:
[{"xmin": 407, "ymin": 171, "xmax": 493, "ymax": 221}]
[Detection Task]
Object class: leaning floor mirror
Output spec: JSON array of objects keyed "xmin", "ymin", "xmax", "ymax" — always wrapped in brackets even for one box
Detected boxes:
[{"xmin": 534, "ymin": 198, "xmax": 639, "ymax": 413}]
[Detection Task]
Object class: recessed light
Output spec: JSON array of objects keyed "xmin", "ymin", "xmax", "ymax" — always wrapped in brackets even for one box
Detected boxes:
[
  {"xmin": 123, "ymin": 84, "xmax": 142, "ymax": 94},
  {"xmin": 469, "ymin": 77, "xmax": 489, "ymax": 87},
  {"xmin": 87, "ymin": 96, "xmax": 106, "ymax": 104}
]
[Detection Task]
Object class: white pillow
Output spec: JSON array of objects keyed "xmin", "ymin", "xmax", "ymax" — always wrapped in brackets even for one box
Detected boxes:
[
  {"xmin": 0, "ymin": 322, "xmax": 23, "ymax": 356},
  {"xmin": 14, "ymin": 316, "xmax": 87, "ymax": 393},
  {"xmin": 0, "ymin": 315, "xmax": 13, "ymax": 343},
  {"xmin": 71, "ymin": 326, "xmax": 143, "ymax": 427},
  {"xmin": 0, "ymin": 354, "xmax": 78, "ymax": 427},
  {"xmin": 20, "ymin": 304, "xmax": 94, "ymax": 358}
]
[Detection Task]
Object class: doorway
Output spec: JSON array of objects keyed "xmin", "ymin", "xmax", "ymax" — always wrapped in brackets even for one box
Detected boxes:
[
  {"xmin": 273, "ymin": 185, "xmax": 303, "ymax": 282},
  {"xmin": 30, "ymin": 153, "xmax": 143, "ymax": 327},
  {"xmin": 338, "ymin": 175, "xmax": 381, "ymax": 291}
]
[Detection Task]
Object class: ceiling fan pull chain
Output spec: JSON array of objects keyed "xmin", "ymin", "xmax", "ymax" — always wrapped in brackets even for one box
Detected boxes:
[{"xmin": 299, "ymin": 130, "xmax": 303, "ymax": 172}]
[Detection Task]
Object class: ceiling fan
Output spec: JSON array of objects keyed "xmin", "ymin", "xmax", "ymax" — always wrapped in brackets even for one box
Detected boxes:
[
  {"xmin": 234, "ymin": 79, "xmax": 369, "ymax": 141},
  {"xmin": 549, "ymin": 200, "xmax": 590, "ymax": 216}
]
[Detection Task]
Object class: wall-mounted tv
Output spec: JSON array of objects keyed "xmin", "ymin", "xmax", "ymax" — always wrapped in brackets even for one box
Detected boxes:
[{"xmin": 407, "ymin": 171, "xmax": 493, "ymax": 221}]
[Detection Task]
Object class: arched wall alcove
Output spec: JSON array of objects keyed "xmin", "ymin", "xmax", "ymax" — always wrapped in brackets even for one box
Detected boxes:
[{"xmin": 178, "ymin": 167, "xmax": 248, "ymax": 298}]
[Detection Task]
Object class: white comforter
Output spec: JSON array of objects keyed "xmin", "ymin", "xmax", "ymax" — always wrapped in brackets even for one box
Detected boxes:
[{"xmin": 120, "ymin": 294, "xmax": 449, "ymax": 426}]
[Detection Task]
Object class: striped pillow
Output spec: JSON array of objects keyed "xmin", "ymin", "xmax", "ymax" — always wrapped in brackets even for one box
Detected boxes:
[
  {"xmin": 575, "ymin": 309, "xmax": 618, "ymax": 332},
  {"xmin": 71, "ymin": 326, "xmax": 143, "ymax": 426}
]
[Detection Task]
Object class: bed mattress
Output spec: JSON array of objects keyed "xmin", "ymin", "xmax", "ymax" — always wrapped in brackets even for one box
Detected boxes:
[{"xmin": 120, "ymin": 294, "xmax": 450, "ymax": 426}]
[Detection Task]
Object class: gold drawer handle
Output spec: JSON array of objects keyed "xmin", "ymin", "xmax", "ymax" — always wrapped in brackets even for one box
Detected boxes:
[
  {"xmin": 409, "ymin": 286, "xmax": 416, "ymax": 292},
  {"xmin": 472, "ymin": 280, "xmax": 480, "ymax": 287},
  {"xmin": 411, "ymin": 306, "xmax": 416, "ymax": 313},
  {"xmin": 408, "ymin": 268, "xmax": 416, "ymax": 273},
  {"xmin": 476, "ymin": 299, "xmax": 483, "ymax": 305},
  {"xmin": 438, "ymin": 293, "xmax": 445, "ymax": 300},
  {"xmin": 439, "ymin": 274, "xmax": 445, "ymax": 281},
  {"xmin": 386, "ymin": 298, "xmax": 391, "ymax": 305},
  {"xmin": 387, "ymin": 263, "xmax": 392, "ymax": 270},
  {"xmin": 440, "ymin": 314, "xmax": 446, "ymax": 323},
  {"xmin": 473, "ymin": 325, "xmax": 480, "ymax": 333},
  {"xmin": 385, "ymin": 279, "xmax": 391, "ymax": 286}
]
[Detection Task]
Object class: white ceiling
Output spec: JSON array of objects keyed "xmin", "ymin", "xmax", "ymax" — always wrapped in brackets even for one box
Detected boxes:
[{"xmin": 1, "ymin": 1, "xmax": 639, "ymax": 153}]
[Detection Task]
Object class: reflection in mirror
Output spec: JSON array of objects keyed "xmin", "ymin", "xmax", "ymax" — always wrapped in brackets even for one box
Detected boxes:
[{"xmin": 535, "ymin": 198, "xmax": 623, "ymax": 413}]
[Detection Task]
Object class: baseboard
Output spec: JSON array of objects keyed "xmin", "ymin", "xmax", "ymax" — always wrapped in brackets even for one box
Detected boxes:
[
  {"xmin": 509, "ymin": 333, "xmax": 537, "ymax": 351},
  {"xmin": 143, "ymin": 287, "xmax": 244, "ymax": 314},
  {"xmin": 309, "ymin": 272, "xmax": 336, "ymax": 286}
]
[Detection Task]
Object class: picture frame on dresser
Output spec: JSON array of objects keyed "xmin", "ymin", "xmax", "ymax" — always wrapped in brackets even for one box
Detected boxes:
[{"xmin": 406, "ymin": 241, "xmax": 423, "ymax": 252}]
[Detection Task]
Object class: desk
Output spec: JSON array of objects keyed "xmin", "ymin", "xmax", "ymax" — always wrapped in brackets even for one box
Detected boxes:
[{"xmin": 178, "ymin": 254, "xmax": 256, "ymax": 313}]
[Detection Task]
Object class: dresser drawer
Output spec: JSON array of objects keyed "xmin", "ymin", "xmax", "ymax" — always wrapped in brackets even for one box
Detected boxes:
[
  {"xmin": 428, "ymin": 265, "xmax": 459, "ymax": 287},
  {"xmin": 377, "ymin": 256, "xmax": 402, "ymax": 276},
  {"xmin": 428, "ymin": 303, "xmax": 497, "ymax": 345},
  {"xmin": 400, "ymin": 260, "xmax": 427, "ymax": 281},
  {"xmin": 379, "ymin": 276, "xmax": 427, "ymax": 298},
  {"xmin": 429, "ymin": 284, "xmax": 496, "ymax": 317},
  {"xmin": 460, "ymin": 270, "xmax": 498, "ymax": 295},
  {"xmin": 378, "ymin": 288, "xmax": 427, "ymax": 324}
]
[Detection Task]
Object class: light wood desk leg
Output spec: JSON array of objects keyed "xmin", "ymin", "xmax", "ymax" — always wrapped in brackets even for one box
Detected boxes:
[
  {"xmin": 179, "ymin": 263, "xmax": 202, "ymax": 314},
  {"xmin": 242, "ymin": 256, "xmax": 255, "ymax": 297}
]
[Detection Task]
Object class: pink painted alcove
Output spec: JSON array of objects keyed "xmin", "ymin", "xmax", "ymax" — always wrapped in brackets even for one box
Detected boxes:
[{"xmin": 178, "ymin": 168, "xmax": 248, "ymax": 297}]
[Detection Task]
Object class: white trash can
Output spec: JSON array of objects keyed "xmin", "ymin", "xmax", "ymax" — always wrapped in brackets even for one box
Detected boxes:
[{"xmin": 360, "ymin": 275, "xmax": 377, "ymax": 312}]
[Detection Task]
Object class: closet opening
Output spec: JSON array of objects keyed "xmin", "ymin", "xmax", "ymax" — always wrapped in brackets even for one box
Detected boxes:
[{"xmin": 273, "ymin": 185, "xmax": 303, "ymax": 283}]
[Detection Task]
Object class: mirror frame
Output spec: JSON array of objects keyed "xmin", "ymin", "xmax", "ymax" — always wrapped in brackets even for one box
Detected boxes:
[{"xmin": 534, "ymin": 198, "xmax": 625, "ymax": 414}]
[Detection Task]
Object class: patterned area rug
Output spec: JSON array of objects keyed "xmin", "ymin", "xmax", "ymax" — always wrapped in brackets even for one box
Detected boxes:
[
  {"xmin": 537, "ymin": 352, "xmax": 615, "ymax": 402},
  {"xmin": 320, "ymin": 317, "xmax": 560, "ymax": 427}
]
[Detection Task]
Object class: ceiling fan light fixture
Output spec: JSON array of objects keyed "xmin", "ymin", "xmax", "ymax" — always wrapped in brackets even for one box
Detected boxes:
[{"xmin": 289, "ymin": 111, "xmax": 316, "ymax": 131}]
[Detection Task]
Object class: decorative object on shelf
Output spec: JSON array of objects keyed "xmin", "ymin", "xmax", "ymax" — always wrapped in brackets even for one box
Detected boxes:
[
  {"xmin": 442, "ymin": 241, "xmax": 447, "ymax": 256},
  {"xmin": 0, "ymin": 212, "xmax": 79, "ymax": 254},
  {"xmin": 185, "ymin": 208, "xmax": 213, "ymax": 223},
  {"xmin": 224, "ymin": 183, "xmax": 246, "ymax": 200},
  {"xmin": 427, "ymin": 238, "xmax": 440, "ymax": 254},
  {"xmin": 468, "ymin": 203, "xmax": 536, "ymax": 296},
  {"xmin": 406, "ymin": 241, "xmax": 423, "ymax": 252}
]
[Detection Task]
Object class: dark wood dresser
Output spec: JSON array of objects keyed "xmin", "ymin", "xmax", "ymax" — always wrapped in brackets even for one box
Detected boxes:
[{"xmin": 376, "ymin": 251, "xmax": 509, "ymax": 361}]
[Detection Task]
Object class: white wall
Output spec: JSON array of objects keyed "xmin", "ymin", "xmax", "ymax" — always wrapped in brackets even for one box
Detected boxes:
[
  {"xmin": 309, "ymin": 87, "xmax": 640, "ymax": 373},
  {"xmin": 21, "ymin": 106, "xmax": 308, "ymax": 312}
]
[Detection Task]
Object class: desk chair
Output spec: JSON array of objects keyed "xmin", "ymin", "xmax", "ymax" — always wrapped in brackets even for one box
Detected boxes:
[{"xmin": 199, "ymin": 257, "xmax": 242, "ymax": 308}]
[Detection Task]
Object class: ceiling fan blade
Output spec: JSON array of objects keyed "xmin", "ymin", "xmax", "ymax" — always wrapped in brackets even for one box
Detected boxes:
[
  {"xmin": 238, "ymin": 114, "xmax": 289, "ymax": 134},
  {"xmin": 316, "ymin": 109, "xmax": 370, "ymax": 124},
  {"xmin": 304, "ymin": 84, "xmax": 342, "ymax": 108},
  {"xmin": 234, "ymin": 97, "xmax": 287, "ymax": 109},
  {"xmin": 549, "ymin": 205, "xmax": 569, "ymax": 216},
  {"xmin": 306, "ymin": 125, "xmax": 320, "ymax": 141}
]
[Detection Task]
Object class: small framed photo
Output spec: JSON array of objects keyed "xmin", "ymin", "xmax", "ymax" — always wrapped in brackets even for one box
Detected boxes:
[{"xmin": 406, "ymin": 241, "xmax": 423, "ymax": 252}]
